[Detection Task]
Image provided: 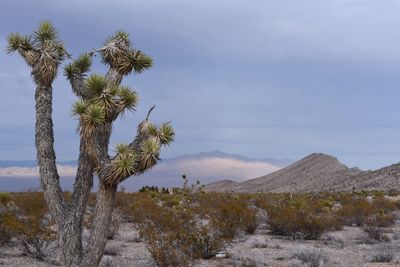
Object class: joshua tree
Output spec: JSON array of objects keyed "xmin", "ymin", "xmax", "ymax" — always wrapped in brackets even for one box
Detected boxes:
[{"xmin": 7, "ymin": 21, "xmax": 174, "ymax": 266}]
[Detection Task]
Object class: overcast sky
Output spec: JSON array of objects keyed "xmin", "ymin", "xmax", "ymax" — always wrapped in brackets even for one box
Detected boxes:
[{"xmin": 1, "ymin": 0, "xmax": 400, "ymax": 169}]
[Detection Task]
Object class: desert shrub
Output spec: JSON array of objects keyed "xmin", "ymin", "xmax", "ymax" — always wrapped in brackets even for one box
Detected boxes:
[
  {"xmin": 371, "ymin": 191, "xmax": 385, "ymax": 198},
  {"xmin": 337, "ymin": 197, "xmax": 397, "ymax": 227},
  {"xmin": 21, "ymin": 236, "xmax": 52, "ymax": 261},
  {"xmin": 0, "ymin": 192, "xmax": 11, "ymax": 206},
  {"xmin": 238, "ymin": 258, "xmax": 257, "ymax": 267},
  {"xmin": 199, "ymin": 193, "xmax": 258, "ymax": 239},
  {"xmin": 393, "ymin": 231, "xmax": 400, "ymax": 240},
  {"xmin": 0, "ymin": 212, "xmax": 25, "ymax": 243},
  {"xmin": 388, "ymin": 189, "xmax": 400, "ymax": 197},
  {"xmin": 268, "ymin": 207, "xmax": 329, "ymax": 239},
  {"xmin": 322, "ymin": 233, "xmax": 345, "ymax": 248},
  {"xmin": 160, "ymin": 194, "xmax": 180, "ymax": 208},
  {"xmin": 0, "ymin": 192, "xmax": 11, "ymax": 241},
  {"xmin": 336, "ymin": 198, "xmax": 374, "ymax": 226},
  {"xmin": 144, "ymin": 229, "xmax": 189, "ymax": 267},
  {"xmin": 371, "ymin": 253, "xmax": 394, "ymax": 263},
  {"xmin": 131, "ymin": 191, "xmax": 226, "ymax": 265},
  {"xmin": 363, "ymin": 226, "xmax": 389, "ymax": 242},
  {"xmin": 11, "ymin": 192, "xmax": 48, "ymax": 219},
  {"xmin": 139, "ymin": 213, "xmax": 224, "ymax": 265},
  {"xmin": 370, "ymin": 245, "xmax": 394, "ymax": 263},
  {"xmin": 114, "ymin": 192, "xmax": 134, "ymax": 210},
  {"xmin": 187, "ymin": 225, "xmax": 225, "ymax": 259},
  {"xmin": 129, "ymin": 194, "xmax": 166, "ymax": 224},
  {"xmin": 180, "ymin": 175, "xmax": 205, "ymax": 206},
  {"xmin": 365, "ymin": 213, "xmax": 396, "ymax": 228},
  {"xmin": 12, "ymin": 192, "xmax": 54, "ymax": 259},
  {"xmin": 0, "ymin": 192, "xmax": 55, "ymax": 260},
  {"xmin": 294, "ymin": 247, "xmax": 327, "ymax": 267},
  {"xmin": 264, "ymin": 196, "xmax": 341, "ymax": 240},
  {"xmin": 373, "ymin": 196, "xmax": 398, "ymax": 213}
]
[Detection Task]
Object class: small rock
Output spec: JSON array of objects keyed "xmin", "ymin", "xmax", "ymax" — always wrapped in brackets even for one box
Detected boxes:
[{"xmin": 215, "ymin": 251, "xmax": 226, "ymax": 258}]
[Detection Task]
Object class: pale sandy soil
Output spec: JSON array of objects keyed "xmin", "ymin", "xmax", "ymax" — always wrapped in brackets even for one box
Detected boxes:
[{"xmin": 1, "ymin": 217, "xmax": 400, "ymax": 267}]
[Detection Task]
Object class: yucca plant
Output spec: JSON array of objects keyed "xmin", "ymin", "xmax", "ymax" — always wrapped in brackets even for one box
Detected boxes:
[{"xmin": 7, "ymin": 21, "xmax": 174, "ymax": 267}]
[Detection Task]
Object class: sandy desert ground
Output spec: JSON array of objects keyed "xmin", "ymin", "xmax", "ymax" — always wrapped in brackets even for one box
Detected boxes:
[{"xmin": 1, "ymin": 211, "xmax": 399, "ymax": 267}]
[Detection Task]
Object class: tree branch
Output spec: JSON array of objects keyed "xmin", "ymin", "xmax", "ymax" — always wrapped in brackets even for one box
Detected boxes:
[
  {"xmin": 64, "ymin": 53, "xmax": 93, "ymax": 98},
  {"xmin": 96, "ymin": 106, "xmax": 164, "ymax": 186},
  {"xmin": 146, "ymin": 105, "xmax": 156, "ymax": 120}
]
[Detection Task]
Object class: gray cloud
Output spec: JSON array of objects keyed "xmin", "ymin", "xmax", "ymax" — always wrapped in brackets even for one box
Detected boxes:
[{"xmin": 1, "ymin": 1, "xmax": 400, "ymax": 169}]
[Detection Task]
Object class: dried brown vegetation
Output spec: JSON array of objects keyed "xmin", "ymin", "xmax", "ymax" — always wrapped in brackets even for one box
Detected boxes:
[
  {"xmin": 1, "ymin": 189, "xmax": 399, "ymax": 266},
  {"xmin": 0, "ymin": 192, "xmax": 55, "ymax": 260}
]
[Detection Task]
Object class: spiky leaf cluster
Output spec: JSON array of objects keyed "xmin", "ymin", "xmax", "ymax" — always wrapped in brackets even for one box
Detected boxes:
[
  {"xmin": 83, "ymin": 75, "xmax": 138, "ymax": 120},
  {"xmin": 100, "ymin": 143, "xmax": 136, "ymax": 185},
  {"xmin": 7, "ymin": 21, "xmax": 68, "ymax": 86},
  {"xmin": 64, "ymin": 53, "xmax": 92, "ymax": 80},
  {"xmin": 117, "ymin": 86, "xmax": 138, "ymax": 113},
  {"xmin": 85, "ymin": 74, "xmax": 108, "ymax": 99},
  {"xmin": 115, "ymin": 143, "xmax": 131, "ymax": 155},
  {"xmin": 6, "ymin": 33, "xmax": 32, "ymax": 53},
  {"xmin": 114, "ymin": 143, "xmax": 136, "ymax": 176},
  {"xmin": 6, "ymin": 33, "xmax": 38, "ymax": 66},
  {"xmin": 72, "ymin": 99, "xmax": 88, "ymax": 118},
  {"xmin": 138, "ymin": 138, "xmax": 161, "ymax": 171},
  {"xmin": 100, "ymin": 31, "xmax": 153, "ymax": 76},
  {"xmin": 129, "ymin": 50, "xmax": 153, "ymax": 74},
  {"xmin": 81, "ymin": 104, "xmax": 106, "ymax": 127},
  {"xmin": 33, "ymin": 21, "xmax": 57, "ymax": 44},
  {"xmin": 73, "ymin": 74, "xmax": 138, "ymax": 140},
  {"xmin": 147, "ymin": 122, "xmax": 175, "ymax": 146}
]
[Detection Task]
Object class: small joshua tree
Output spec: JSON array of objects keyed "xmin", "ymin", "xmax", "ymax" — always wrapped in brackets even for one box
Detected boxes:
[{"xmin": 7, "ymin": 21, "xmax": 174, "ymax": 266}]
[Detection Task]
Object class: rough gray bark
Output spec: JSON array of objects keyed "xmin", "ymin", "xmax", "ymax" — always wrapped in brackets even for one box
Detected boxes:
[
  {"xmin": 82, "ymin": 184, "xmax": 117, "ymax": 267},
  {"xmin": 35, "ymin": 84, "xmax": 65, "ymax": 226},
  {"xmin": 59, "ymin": 144, "xmax": 94, "ymax": 265}
]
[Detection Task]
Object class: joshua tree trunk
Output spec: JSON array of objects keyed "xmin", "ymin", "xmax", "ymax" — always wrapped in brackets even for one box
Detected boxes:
[
  {"xmin": 82, "ymin": 183, "xmax": 117, "ymax": 267},
  {"xmin": 7, "ymin": 22, "xmax": 174, "ymax": 266},
  {"xmin": 35, "ymin": 84, "xmax": 65, "ymax": 225},
  {"xmin": 58, "ymin": 145, "xmax": 94, "ymax": 265}
]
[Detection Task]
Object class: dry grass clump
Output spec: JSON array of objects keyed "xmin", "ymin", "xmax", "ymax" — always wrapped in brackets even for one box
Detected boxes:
[
  {"xmin": 294, "ymin": 246, "xmax": 327, "ymax": 267},
  {"xmin": 237, "ymin": 258, "xmax": 258, "ymax": 267},
  {"xmin": 370, "ymin": 244, "xmax": 395, "ymax": 263}
]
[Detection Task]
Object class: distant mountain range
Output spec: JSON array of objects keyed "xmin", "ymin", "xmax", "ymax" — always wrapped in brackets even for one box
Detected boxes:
[
  {"xmin": 205, "ymin": 153, "xmax": 400, "ymax": 193},
  {"xmin": 0, "ymin": 151, "xmax": 292, "ymax": 191}
]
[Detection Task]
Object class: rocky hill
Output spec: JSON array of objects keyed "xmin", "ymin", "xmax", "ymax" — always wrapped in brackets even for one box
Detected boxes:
[{"xmin": 206, "ymin": 153, "xmax": 400, "ymax": 193}]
